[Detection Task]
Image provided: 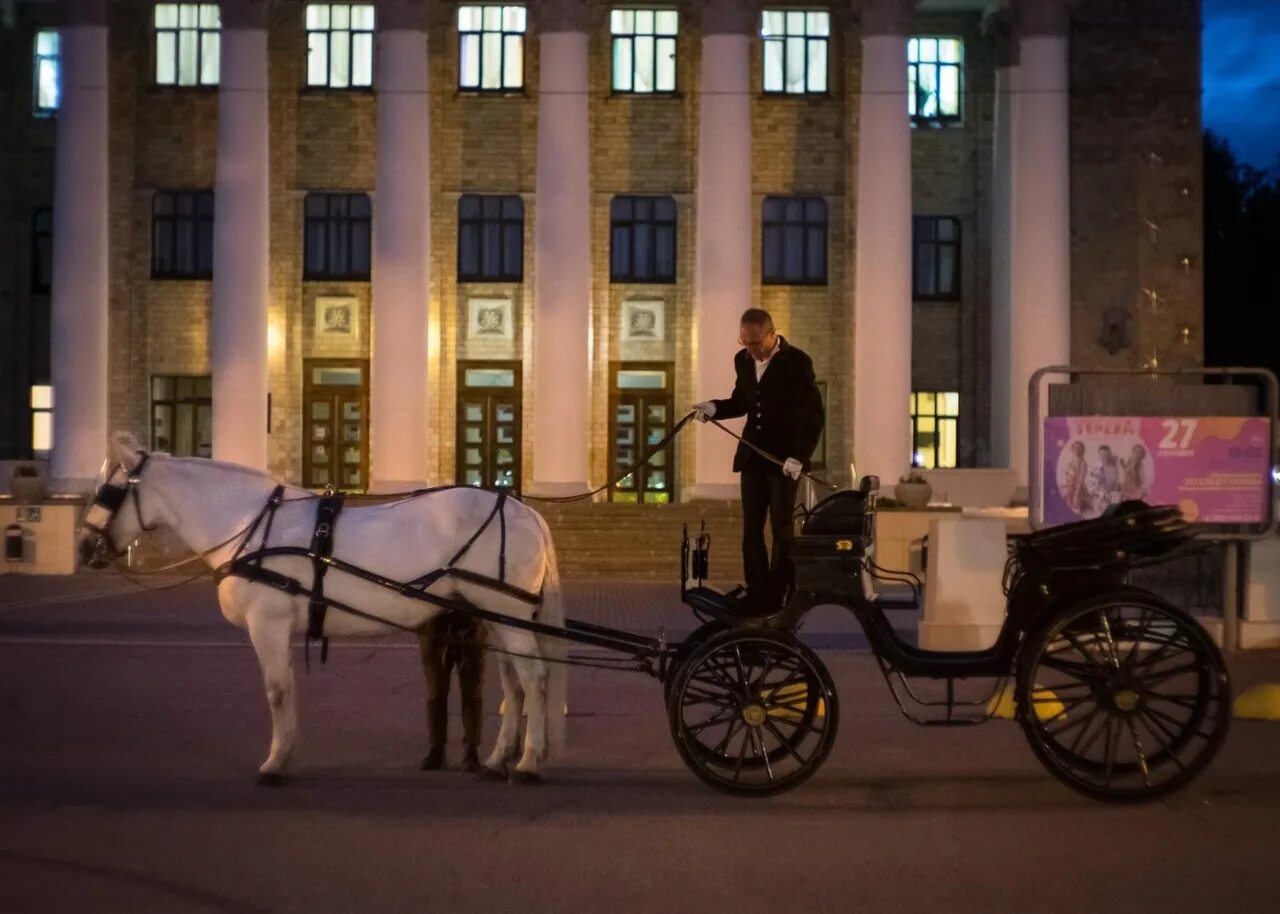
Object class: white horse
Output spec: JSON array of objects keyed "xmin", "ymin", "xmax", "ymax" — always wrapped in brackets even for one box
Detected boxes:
[{"xmin": 80, "ymin": 432, "xmax": 566, "ymax": 785}]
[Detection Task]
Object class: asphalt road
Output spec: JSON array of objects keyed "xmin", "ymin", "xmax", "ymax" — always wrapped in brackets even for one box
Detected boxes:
[{"xmin": 2, "ymin": 573, "xmax": 1279, "ymax": 913}]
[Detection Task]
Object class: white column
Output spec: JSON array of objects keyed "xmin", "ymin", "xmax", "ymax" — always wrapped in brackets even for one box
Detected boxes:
[
  {"xmin": 853, "ymin": 0, "xmax": 914, "ymax": 485},
  {"xmin": 989, "ymin": 12, "xmax": 1015, "ymax": 468},
  {"xmin": 370, "ymin": 7, "xmax": 431, "ymax": 492},
  {"xmin": 689, "ymin": 0, "xmax": 752, "ymax": 501},
  {"xmin": 530, "ymin": 0, "xmax": 591, "ymax": 496},
  {"xmin": 49, "ymin": 0, "xmax": 109, "ymax": 492},
  {"xmin": 211, "ymin": 0, "xmax": 270, "ymax": 469},
  {"xmin": 1008, "ymin": 0, "xmax": 1071, "ymax": 485}
]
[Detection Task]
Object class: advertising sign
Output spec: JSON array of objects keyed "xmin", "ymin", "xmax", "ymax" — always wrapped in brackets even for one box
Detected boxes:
[{"xmin": 1042, "ymin": 416, "xmax": 1272, "ymax": 525}]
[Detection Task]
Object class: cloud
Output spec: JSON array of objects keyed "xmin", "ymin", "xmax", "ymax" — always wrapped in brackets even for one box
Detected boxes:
[{"xmin": 1203, "ymin": 2, "xmax": 1280, "ymax": 166}]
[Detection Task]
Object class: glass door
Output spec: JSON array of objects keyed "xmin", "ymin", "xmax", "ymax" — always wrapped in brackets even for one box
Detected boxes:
[
  {"xmin": 610, "ymin": 363, "xmax": 674, "ymax": 503},
  {"xmin": 456, "ymin": 361, "xmax": 522, "ymax": 492},
  {"xmin": 303, "ymin": 359, "xmax": 369, "ymax": 491}
]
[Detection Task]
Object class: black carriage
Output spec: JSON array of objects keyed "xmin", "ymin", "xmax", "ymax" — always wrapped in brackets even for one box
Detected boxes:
[{"xmin": 664, "ymin": 476, "xmax": 1231, "ymax": 800}]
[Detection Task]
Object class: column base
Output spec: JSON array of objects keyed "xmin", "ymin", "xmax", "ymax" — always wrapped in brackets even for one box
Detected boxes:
[
  {"xmin": 367, "ymin": 479, "xmax": 431, "ymax": 496},
  {"xmin": 525, "ymin": 481, "xmax": 592, "ymax": 498},
  {"xmin": 684, "ymin": 483, "xmax": 740, "ymax": 502}
]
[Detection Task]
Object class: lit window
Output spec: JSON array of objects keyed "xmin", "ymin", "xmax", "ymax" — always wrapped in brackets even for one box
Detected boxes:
[
  {"xmin": 306, "ymin": 4, "xmax": 375, "ymax": 88},
  {"xmin": 152, "ymin": 190, "xmax": 214, "ymax": 279},
  {"xmin": 910, "ymin": 391, "xmax": 960, "ymax": 469},
  {"xmin": 154, "ymin": 4, "xmax": 221, "ymax": 86},
  {"xmin": 304, "ymin": 192, "xmax": 372, "ymax": 280},
  {"xmin": 32, "ymin": 209, "xmax": 53, "ymax": 294},
  {"xmin": 458, "ymin": 5, "xmax": 526, "ymax": 91},
  {"xmin": 458, "ymin": 195, "xmax": 524, "ymax": 281},
  {"xmin": 610, "ymin": 196, "xmax": 677, "ymax": 283},
  {"xmin": 31, "ymin": 385, "xmax": 53, "ymax": 458},
  {"xmin": 151, "ymin": 376, "xmax": 213, "ymax": 457},
  {"xmin": 908, "ymin": 37, "xmax": 963, "ymax": 125},
  {"xmin": 762, "ymin": 196, "xmax": 827, "ymax": 285},
  {"xmin": 913, "ymin": 216, "xmax": 960, "ymax": 300},
  {"xmin": 611, "ymin": 9, "xmax": 677, "ymax": 93},
  {"xmin": 33, "ymin": 30, "xmax": 60, "ymax": 114},
  {"xmin": 761, "ymin": 9, "xmax": 828, "ymax": 95}
]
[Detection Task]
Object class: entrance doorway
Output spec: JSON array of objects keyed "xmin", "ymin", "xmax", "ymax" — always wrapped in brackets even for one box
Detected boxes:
[
  {"xmin": 303, "ymin": 359, "xmax": 369, "ymax": 491},
  {"xmin": 609, "ymin": 362, "xmax": 675, "ymax": 503},
  {"xmin": 456, "ymin": 361, "xmax": 522, "ymax": 492}
]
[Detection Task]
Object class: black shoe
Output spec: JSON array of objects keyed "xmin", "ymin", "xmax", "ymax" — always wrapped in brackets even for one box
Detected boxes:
[
  {"xmin": 420, "ymin": 746, "xmax": 445, "ymax": 771},
  {"xmin": 460, "ymin": 746, "xmax": 482, "ymax": 772}
]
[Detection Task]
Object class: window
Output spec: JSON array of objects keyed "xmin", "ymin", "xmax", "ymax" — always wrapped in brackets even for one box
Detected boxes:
[
  {"xmin": 31, "ymin": 386, "xmax": 53, "ymax": 459},
  {"xmin": 458, "ymin": 195, "xmax": 524, "ymax": 281},
  {"xmin": 151, "ymin": 376, "xmax": 213, "ymax": 457},
  {"xmin": 762, "ymin": 196, "xmax": 827, "ymax": 285},
  {"xmin": 913, "ymin": 216, "xmax": 960, "ymax": 300},
  {"xmin": 152, "ymin": 190, "xmax": 214, "ymax": 279},
  {"xmin": 154, "ymin": 4, "xmax": 221, "ymax": 86},
  {"xmin": 908, "ymin": 37, "xmax": 963, "ymax": 125},
  {"xmin": 611, "ymin": 9, "xmax": 677, "ymax": 93},
  {"xmin": 910, "ymin": 391, "xmax": 959, "ymax": 469},
  {"xmin": 458, "ymin": 5, "xmax": 526, "ymax": 91},
  {"xmin": 304, "ymin": 193, "xmax": 372, "ymax": 280},
  {"xmin": 306, "ymin": 4, "xmax": 375, "ymax": 88},
  {"xmin": 610, "ymin": 196, "xmax": 676, "ymax": 283},
  {"xmin": 32, "ymin": 209, "xmax": 53, "ymax": 294},
  {"xmin": 761, "ymin": 9, "xmax": 829, "ymax": 95},
  {"xmin": 33, "ymin": 30, "xmax": 60, "ymax": 114}
]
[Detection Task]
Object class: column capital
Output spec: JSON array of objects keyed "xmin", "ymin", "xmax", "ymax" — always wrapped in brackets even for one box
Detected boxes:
[
  {"xmin": 855, "ymin": 0, "xmax": 915, "ymax": 37},
  {"xmin": 378, "ymin": 0, "xmax": 432, "ymax": 32},
  {"xmin": 703, "ymin": 0, "xmax": 756, "ymax": 35},
  {"xmin": 539, "ymin": 0, "xmax": 587, "ymax": 33},
  {"xmin": 1012, "ymin": 0, "xmax": 1071, "ymax": 38},
  {"xmin": 58, "ymin": 0, "xmax": 107, "ymax": 27},
  {"xmin": 219, "ymin": 0, "xmax": 269, "ymax": 30},
  {"xmin": 983, "ymin": 7, "xmax": 1017, "ymax": 68}
]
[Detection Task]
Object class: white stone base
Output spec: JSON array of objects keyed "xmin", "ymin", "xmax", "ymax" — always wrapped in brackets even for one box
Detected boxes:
[
  {"xmin": 684, "ymin": 483, "xmax": 740, "ymax": 502},
  {"xmin": 1241, "ymin": 621, "xmax": 1280, "ymax": 650},
  {"xmin": 918, "ymin": 622, "xmax": 1003, "ymax": 652}
]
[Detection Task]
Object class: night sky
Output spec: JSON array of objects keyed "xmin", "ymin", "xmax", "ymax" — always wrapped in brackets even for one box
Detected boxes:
[{"xmin": 1203, "ymin": 0, "xmax": 1280, "ymax": 169}]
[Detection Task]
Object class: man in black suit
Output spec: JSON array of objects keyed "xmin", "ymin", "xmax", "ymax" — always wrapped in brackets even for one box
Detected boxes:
[{"xmin": 694, "ymin": 309, "xmax": 825, "ymax": 608}]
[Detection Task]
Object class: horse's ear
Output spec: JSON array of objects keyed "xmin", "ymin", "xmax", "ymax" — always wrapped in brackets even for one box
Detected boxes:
[{"xmin": 111, "ymin": 432, "xmax": 146, "ymax": 470}]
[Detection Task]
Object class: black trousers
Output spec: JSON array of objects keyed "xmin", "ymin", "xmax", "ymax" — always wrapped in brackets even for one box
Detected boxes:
[
  {"xmin": 418, "ymin": 613, "xmax": 487, "ymax": 750},
  {"xmin": 740, "ymin": 461, "xmax": 800, "ymax": 601}
]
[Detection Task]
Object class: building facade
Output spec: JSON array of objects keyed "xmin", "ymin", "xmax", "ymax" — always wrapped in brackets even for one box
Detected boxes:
[{"xmin": 0, "ymin": 0, "xmax": 1204, "ymax": 498}]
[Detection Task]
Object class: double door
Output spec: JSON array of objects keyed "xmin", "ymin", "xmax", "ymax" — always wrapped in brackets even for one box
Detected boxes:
[
  {"xmin": 456, "ymin": 361, "xmax": 522, "ymax": 491},
  {"xmin": 303, "ymin": 359, "xmax": 369, "ymax": 491},
  {"xmin": 610, "ymin": 363, "xmax": 674, "ymax": 503}
]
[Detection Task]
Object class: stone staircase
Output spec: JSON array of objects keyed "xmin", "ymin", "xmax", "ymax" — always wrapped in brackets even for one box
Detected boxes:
[{"xmin": 535, "ymin": 500, "xmax": 746, "ymax": 582}]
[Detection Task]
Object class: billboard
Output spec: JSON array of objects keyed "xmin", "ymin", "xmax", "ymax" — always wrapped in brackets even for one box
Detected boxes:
[{"xmin": 1042, "ymin": 416, "xmax": 1272, "ymax": 526}]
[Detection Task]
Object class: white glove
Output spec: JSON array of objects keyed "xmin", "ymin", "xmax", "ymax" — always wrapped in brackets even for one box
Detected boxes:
[
  {"xmin": 782, "ymin": 458, "xmax": 803, "ymax": 480},
  {"xmin": 692, "ymin": 401, "xmax": 716, "ymax": 422}
]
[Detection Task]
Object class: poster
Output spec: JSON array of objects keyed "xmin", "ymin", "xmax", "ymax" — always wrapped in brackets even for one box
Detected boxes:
[{"xmin": 1042, "ymin": 416, "xmax": 1271, "ymax": 525}]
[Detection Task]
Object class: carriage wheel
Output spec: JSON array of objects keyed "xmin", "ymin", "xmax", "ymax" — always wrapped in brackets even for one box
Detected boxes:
[
  {"xmin": 667, "ymin": 629, "xmax": 838, "ymax": 797},
  {"xmin": 1017, "ymin": 590, "xmax": 1230, "ymax": 803},
  {"xmin": 663, "ymin": 621, "xmax": 725, "ymax": 708}
]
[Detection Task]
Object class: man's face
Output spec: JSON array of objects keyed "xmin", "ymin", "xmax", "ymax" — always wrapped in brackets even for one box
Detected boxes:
[{"xmin": 739, "ymin": 322, "xmax": 776, "ymax": 360}]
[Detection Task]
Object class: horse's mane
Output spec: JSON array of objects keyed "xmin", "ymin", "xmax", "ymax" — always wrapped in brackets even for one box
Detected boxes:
[{"xmin": 161, "ymin": 453, "xmax": 301, "ymax": 490}]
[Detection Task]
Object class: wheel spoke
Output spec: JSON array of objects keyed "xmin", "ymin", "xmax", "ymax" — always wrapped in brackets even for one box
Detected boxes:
[
  {"xmin": 711, "ymin": 719, "xmax": 743, "ymax": 757},
  {"xmin": 731, "ymin": 728, "xmax": 751, "ymax": 783},
  {"xmin": 1124, "ymin": 716, "xmax": 1152, "ymax": 787},
  {"xmin": 1046, "ymin": 703, "xmax": 1100, "ymax": 740},
  {"xmin": 1102, "ymin": 716, "xmax": 1120, "ymax": 787},
  {"xmin": 763, "ymin": 718, "xmax": 808, "ymax": 765},
  {"xmin": 751, "ymin": 727, "xmax": 775, "ymax": 783},
  {"xmin": 687, "ymin": 706, "xmax": 738, "ymax": 734},
  {"xmin": 1134, "ymin": 662, "xmax": 1201, "ymax": 688}
]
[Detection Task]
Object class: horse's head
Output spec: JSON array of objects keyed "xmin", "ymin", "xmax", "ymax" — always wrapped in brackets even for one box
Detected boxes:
[{"xmin": 79, "ymin": 432, "xmax": 161, "ymax": 569}]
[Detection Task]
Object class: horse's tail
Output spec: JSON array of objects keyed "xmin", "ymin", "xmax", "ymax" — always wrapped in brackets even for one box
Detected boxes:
[{"xmin": 529, "ymin": 506, "xmax": 567, "ymax": 759}]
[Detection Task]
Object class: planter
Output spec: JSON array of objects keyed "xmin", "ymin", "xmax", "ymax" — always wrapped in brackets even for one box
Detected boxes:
[{"xmin": 894, "ymin": 481, "xmax": 933, "ymax": 509}]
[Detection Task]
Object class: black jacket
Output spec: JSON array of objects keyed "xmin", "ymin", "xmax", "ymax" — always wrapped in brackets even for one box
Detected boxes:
[{"xmin": 711, "ymin": 337, "xmax": 825, "ymax": 473}]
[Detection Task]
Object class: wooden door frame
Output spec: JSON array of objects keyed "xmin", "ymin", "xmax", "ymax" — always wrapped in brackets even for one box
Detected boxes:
[
  {"xmin": 302, "ymin": 357, "xmax": 370, "ymax": 491},
  {"xmin": 608, "ymin": 361, "xmax": 676, "ymax": 503},
  {"xmin": 455, "ymin": 360, "xmax": 523, "ymax": 490}
]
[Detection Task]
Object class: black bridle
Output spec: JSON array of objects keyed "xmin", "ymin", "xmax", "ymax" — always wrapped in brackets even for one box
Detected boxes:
[{"xmin": 83, "ymin": 452, "xmax": 157, "ymax": 564}]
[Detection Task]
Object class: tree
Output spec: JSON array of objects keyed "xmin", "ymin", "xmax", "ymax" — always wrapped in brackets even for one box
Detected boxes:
[{"xmin": 1203, "ymin": 131, "xmax": 1280, "ymax": 381}]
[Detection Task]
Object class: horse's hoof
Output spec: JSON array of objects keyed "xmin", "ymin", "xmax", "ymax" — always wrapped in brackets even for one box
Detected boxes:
[
  {"xmin": 420, "ymin": 748, "xmax": 445, "ymax": 771},
  {"xmin": 256, "ymin": 771, "xmax": 287, "ymax": 788},
  {"xmin": 460, "ymin": 749, "xmax": 482, "ymax": 773},
  {"xmin": 476, "ymin": 765, "xmax": 508, "ymax": 782},
  {"xmin": 510, "ymin": 770, "xmax": 543, "ymax": 786}
]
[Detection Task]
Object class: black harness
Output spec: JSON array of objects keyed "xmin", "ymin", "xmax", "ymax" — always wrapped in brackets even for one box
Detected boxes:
[{"xmin": 220, "ymin": 486, "xmax": 524, "ymax": 666}]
